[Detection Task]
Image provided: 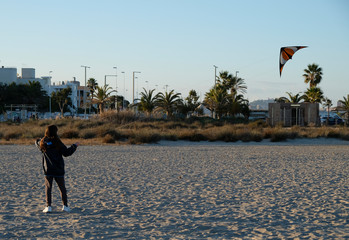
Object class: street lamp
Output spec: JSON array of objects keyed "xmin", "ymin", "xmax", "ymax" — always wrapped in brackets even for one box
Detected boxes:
[
  {"xmin": 213, "ymin": 65, "xmax": 218, "ymax": 87},
  {"xmin": 236, "ymin": 71, "xmax": 239, "ymax": 77},
  {"xmin": 81, "ymin": 65, "xmax": 90, "ymax": 118},
  {"xmin": 104, "ymin": 75, "xmax": 117, "ymax": 87},
  {"xmin": 113, "ymin": 66, "xmax": 117, "ymax": 90},
  {"xmin": 121, "ymin": 71, "xmax": 125, "ymax": 109},
  {"xmin": 133, "ymin": 71, "xmax": 141, "ymax": 104},
  {"xmin": 49, "ymin": 71, "xmax": 52, "ymax": 118}
]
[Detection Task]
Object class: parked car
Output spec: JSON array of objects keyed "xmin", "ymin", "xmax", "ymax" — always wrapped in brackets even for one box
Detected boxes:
[{"xmin": 321, "ymin": 115, "xmax": 343, "ymax": 125}]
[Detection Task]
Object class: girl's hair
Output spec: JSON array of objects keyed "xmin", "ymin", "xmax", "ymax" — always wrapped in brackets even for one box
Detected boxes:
[
  {"xmin": 40, "ymin": 125, "xmax": 62, "ymax": 151},
  {"xmin": 45, "ymin": 125, "xmax": 58, "ymax": 138}
]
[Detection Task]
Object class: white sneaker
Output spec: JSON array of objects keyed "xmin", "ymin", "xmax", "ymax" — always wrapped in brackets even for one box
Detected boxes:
[
  {"xmin": 43, "ymin": 206, "xmax": 52, "ymax": 213},
  {"xmin": 62, "ymin": 205, "xmax": 71, "ymax": 212}
]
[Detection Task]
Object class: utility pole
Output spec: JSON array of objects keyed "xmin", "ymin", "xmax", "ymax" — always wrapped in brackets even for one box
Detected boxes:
[
  {"xmin": 213, "ymin": 65, "xmax": 218, "ymax": 87},
  {"xmin": 49, "ymin": 71, "xmax": 52, "ymax": 119},
  {"xmin": 81, "ymin": 65, "xmax": 90, "ymax": 119},
  {"xmin": 133, "ymin": 71, "xmax": 141, "ymax": 104},
  {"xmin": 113, "ymin": 66, "xmax": 117, "ymax": 90}
]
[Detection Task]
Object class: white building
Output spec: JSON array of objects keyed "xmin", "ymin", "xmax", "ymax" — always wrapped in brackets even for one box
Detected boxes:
[
  {"xmin": 0, "ymin": 66, "xmax": 89, "ymax": 113},
  {"xmin": 0, "ymin": 66, "xmax": 51, "ymax": 93},
  {"xmin": 50, "ymin": 79, "xmax": 90, "ymax": 111}
]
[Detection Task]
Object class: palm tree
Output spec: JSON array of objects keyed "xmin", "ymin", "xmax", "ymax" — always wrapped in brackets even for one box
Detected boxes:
[
  {"xmin": 139, "ymin": 88, "xmax": 158, "ymax": 115},
  {"xmin": 303, "ymin": 63, "xmax": 323, "ymax": 88},
  {"xmin": 278, "ymin": 92, "xmax": 305, "ymax": 103},
  {"xmin": 219, "ymin": 71, "xmax": 247, "ymax": 95},
  {"xmin": 87, "ymin": 78, "xmax": 98, "ymax": 113},
  {"xmin": 339, "ymin": 95, "xmax": 349, "ymax": 124},
  {"xmin": 227, "ymin": 93, "xmax": 249, "ymax": 117},
  {"xmin": 304, "ymin": 87, "xmax": 324, "ymax": 103},
  {"xmin": 204, "ymin": 87, "xmax": 229, "ymax": 119},
  {"xmin": 322, "ymin": 97, "xmax": 333, "ymax": 124},
  {"xmin": 155, "ymin": 90, "xmax": 182, "ymax": 119},
  {"xmin": 92, "ymin": 85, "xmax": 115, "ymax": 114}
]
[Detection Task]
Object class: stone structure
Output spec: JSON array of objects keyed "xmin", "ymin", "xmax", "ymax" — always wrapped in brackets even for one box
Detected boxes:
[{"xmin": 268, "ymin": 102, "xmax": 320, "ymax": 127}]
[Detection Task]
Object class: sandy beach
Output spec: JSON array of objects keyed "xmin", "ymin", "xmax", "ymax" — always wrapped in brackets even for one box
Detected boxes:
[{"xmin": 0, "ymin": 139, "xmax": 348, "ymax": 239}]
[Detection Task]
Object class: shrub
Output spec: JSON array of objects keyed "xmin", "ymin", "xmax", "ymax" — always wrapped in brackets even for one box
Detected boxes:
[
  {"xmin": 100, "ymin": 110, "xmax": 139, "ymax": 124},
  {"xmin": 249, "ymin": 130, "xmax": 264, "ymax": 142},
  {"xmin": 128, "ymin": 132, "xmax": 161, "ymax": 144},
  {"xmin": 189, "ymin": 132, "xmax": 207, "ymax": 142},
  {"xmin": 96, "ymin": 126, "xmax": 123, "ymax": 140},
  {"xmin": 80, "ymin": 130, "xmax": 97, "ymax": 139},
  {"xmin": 102, "ymin": 134, "xmax": 115, "ymax": 143},
  {"xmin": 341, "ymin": 133, "xmax": 349, "ymax": 141},
  {"xmin": 248, "ymin": 120, "xmax": 268, "ymax": 129},
  {"xmin": 61, "ymin": 130, "xmax": 79, "ymax": 139},
  {"xmin": 4, "ymin": 131, "xmax": 21, "ymax": 140},
  {"xmin": 327, "ymin": 130, "xmax": 341, "ymax": 138},
  {"xmin": 163, "ymin": 134, "xmax": 178, "ymax": 141},
  {"xmin": 270, "ymin": 130, "xmax": 289, "ymax": 142}
]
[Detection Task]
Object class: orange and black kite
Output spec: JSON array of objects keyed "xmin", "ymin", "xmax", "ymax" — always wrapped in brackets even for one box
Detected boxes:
[{"xmin": 279, "ymin": 46, "xmax": 307, "ymax": 76}]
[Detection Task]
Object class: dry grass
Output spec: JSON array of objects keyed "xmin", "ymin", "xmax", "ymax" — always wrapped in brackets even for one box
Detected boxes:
[{"xmin": 1, "ymin": 113, "xmax": 348, "ymax": 145}]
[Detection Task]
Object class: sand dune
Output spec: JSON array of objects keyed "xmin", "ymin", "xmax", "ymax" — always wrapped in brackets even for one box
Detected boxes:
[{"xmin": 0, "ymin": 139, "xmax": 348, "ymax": 239}]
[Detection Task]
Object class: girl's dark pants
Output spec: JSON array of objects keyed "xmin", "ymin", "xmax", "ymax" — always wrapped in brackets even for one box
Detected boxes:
[{"xmin": 44, "ymin": 176, "xmax": 68, "ymax": 207}]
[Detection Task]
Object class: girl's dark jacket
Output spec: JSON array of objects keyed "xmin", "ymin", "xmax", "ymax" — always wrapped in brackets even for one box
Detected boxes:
[{"xmin": 37, "ymin": 138, "xmax": 77, "ymax": 177}]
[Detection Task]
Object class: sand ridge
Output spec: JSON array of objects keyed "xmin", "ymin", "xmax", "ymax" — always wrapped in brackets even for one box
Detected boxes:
[{"xmin": 0, "ymin": 140, "xmax": 348, "ymax": 239}]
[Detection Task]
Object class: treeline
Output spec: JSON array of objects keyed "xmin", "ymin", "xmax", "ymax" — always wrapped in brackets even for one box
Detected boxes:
[
  {"xmin": 0, "ymin": 81, "xmax": 48, "ymax": 113},
  {"xmin": 0, "ymin": 81, "xmax": 69, "ymax": 114}
]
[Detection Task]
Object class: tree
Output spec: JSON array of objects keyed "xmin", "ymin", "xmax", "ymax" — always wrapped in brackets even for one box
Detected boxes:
[
  {"xmin": 0, "ymin": 83, "xmax": 7, "ymax": 113},
  {"xmin": 92, "ymin": 85, "xmax": 115, "ymax": 114},
  {"xmin": 303, "ymin": 63, "xmax": 323, "ymax": 88},
  {"xmin": 155, "ymin": 90, "xmax": 182, "ymax": 119},
  {"xmin": 339, "ymin": 95, "xmax": 349, "ymax": 124},
  {"xmin": 304, "ymin": 87, "xmax": 324, "ymax": 103},
  {"xmin": 227, "ymin": 93, "xmax": 249, "ymax": 118},
  {"xmin": 51, "ymin": 87, "xmax": 72, "ymax": 117},
  {"xmin": 278, "ymin": 92, "xmax": 305, "ymax": 103},
  {"xmin": 87, "ymin": 78, "xmax": 98, "ymax": 113},
  {"xmin": 219, "ymin": 71, "xmax": 247, "ymax": 95},
  {"xmin": 322, "ymin": 97, "xmax": 333, "ymax": 124},
  {"xmin": 139, "ymin": 88, "xmax": 158, "ymax": 115},
  {"xmin": 204, "ymin": 86, "xmax": 229, "ymax": 119},
  {"xmin": 179, "ymin": 90, "xmax": 201, "ymax": 117},
  {"xmin": 204, "ymin": 70, "xmax": 249, "ymax": 119}
]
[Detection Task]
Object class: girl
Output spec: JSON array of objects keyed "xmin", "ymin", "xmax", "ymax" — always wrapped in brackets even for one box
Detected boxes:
[{"xmin": 38, "ymin": 125, "xmax": 79, "ymax": 213}]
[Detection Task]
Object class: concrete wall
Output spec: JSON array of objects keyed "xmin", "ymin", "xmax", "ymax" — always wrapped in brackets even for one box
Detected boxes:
[
  {"xmin": 0, "ymin": 67, "xmax": 17, "ymax": 84},
  {"xmin": 269, "ymin": 102, "xmax": 319, "ymax": 127}
]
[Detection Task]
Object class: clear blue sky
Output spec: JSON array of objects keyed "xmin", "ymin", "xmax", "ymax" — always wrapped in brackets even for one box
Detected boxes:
[{"xmin": 1, "ymin": 0, "xmax": 348, "ymax": 104}]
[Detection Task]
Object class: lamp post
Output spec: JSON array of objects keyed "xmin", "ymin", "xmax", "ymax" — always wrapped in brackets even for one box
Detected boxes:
[
  {"xmin": 113, "ymin": 67, "xmax": 117, "ymax": 90},
  {"xmin": 81, "ymin": 65, "xmax": 90, "ymax": 119},
  {"xmin": 133, "ymin": 71, "xmax": 141, "ymax": 104},
  {"xmin": 121, "ymin": 71, "xmax": 125, "ymax": 109},
  {"xmin": 104, "ymin": 75, "xmax": 117, "ymax": 87},
  {"xmin": 236, "ymin": 71, "xmax": 239, "ymax": 77},
  {"xmin": 49, "ymin": 71, "xmax": 52, "ymax": 119},
  {"xmin": 213, "ymin": 65, "xmax": 218, "ymax": 87}
]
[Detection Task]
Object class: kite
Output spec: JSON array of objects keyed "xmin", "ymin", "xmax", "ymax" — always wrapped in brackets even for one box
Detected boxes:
[{"xmin": 279, "ymin": 46, "xmax": 307, "ymax": 76}]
